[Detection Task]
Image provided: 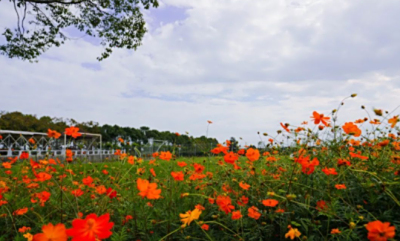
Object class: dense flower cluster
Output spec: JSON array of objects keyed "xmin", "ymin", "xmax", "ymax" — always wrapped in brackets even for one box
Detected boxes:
[{"xmin": 1, "ymin": 99, "xmax": 399, "ymax": 240}]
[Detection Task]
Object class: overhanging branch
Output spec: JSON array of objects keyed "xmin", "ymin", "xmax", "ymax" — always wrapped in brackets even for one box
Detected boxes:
[{"xmin": 25, "ymin": 0, "xmax": 86, "ymax": 5}]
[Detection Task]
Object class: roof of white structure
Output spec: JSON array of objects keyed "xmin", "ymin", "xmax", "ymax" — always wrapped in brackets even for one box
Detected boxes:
[{"xmin": 0, "ymin": 130, "xmax": 101, "ymax": 137}]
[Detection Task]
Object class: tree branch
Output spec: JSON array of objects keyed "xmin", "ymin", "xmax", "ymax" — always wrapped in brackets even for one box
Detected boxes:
[
  {"xmin": 25, "ymin": 0, "xmax": 86, "ymax": 5},
  {"xmin": 12, "ymin": 0, "xmax": 21, "ymax": 36}
]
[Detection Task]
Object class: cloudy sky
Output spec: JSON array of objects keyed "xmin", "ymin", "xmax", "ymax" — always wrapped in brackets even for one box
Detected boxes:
[{"xmin": 1, "ymin": 0, "xmax": 400, "ymax": 145}]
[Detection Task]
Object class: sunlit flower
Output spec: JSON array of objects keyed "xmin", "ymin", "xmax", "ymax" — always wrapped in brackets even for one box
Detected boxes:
[
  {"xmin": 388, "ymin": 115, "xmax": 399, "ymax": 128},
  {"xmin": 285, "ymin": 226, "xmax": 301, "ymax": 240},
  {"xmin": 335, "ymin": 184, "xmax": 347, "ymax": 190},
  {"xmin": 159, "ymin": 151, "xmax": 172, "ymax": 161},
  {"xmin": 246, "ymin": 148, "xmax": 260, "ymax": 162},
  {"xmin": 231, "ymin": 210, "xmax": 242, "ymax": 220},
  {"xmin": 171, "ymin": 171, "xmax": 184, "ymax": 181},
  {"xmin": 180, "ymin": 208, "xmax": 202, "ymax": 228},
  {"xmin": 311, "ymin": 111, "xmax": 330, "ymax": 127},
  {"xmin": 65, "ymin": 126, "xmax": 82, "ymax": 138},
  {"xmin": 342, "ymin": 122, "xmax": 362, "ymax": 137},
  {"xmin": 248, "ymin": 206, "xmax": 261, "ymax": 220},
  {"xmin": 137, "ymin": 178, "xmax": 161, "ymax": 200},
  {"xmin": 216, "ymin": 195, "xmax": 235, "ymax": 214},
  {"xmin": 239, "ymin": 181, "xmax": 250, "ymax": 190},
  {"xmin": 32, "ymin": 223, "xmax": 67, "ymax": 241},
  {"xmin": 66, "ymin": 213, "xmax": 114, "ymax": 241},
  {"xmin": 322, "ymin": 167, "xmax": 338, "ymax": 176},
  {"xmin": 14, "ymin": 207, "xmax": 28, "ymax": 216},
  {"xmin": 224, "ymin": 152, "xmax": 239, "ymax": 164},
  {"xmin": 262, "ymin": 199, "xmax": 279, "ymax": 207},
  {"xmin": 201, "ymin": 224, "xmax": 209, "ymax": 230},
  {"xmin": 47, "ymin": 129, "xmax": 61, "ymax": 139},
  {"xmin": 366, "ymin": 220, "xmax": 395, "ymax": 241},
  {"xmin": 280, "ymin": 123, "xmax": 291, "ymax": 133}
]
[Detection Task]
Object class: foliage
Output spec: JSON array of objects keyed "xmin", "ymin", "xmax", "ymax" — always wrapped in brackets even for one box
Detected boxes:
[
  {"xmin": 0, "ymin": 0, "xmax": 158, "ymax": 61},
  {"xmin": 0, "ymin": 95, "xmax": 400, "ymax": 240},
  {"xmin": 0, "ymin": 111, "xmax": 218, "ymax": 154}
]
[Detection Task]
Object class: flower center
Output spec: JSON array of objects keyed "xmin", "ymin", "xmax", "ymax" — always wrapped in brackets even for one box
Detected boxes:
[{"xmin": 87, "ymin": 218, "xmax": 96, "ymax": 230}]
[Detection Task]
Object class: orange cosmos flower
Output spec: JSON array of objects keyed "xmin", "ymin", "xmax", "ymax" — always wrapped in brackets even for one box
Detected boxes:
[
  {"xmin": 201, "ymin": 224, "xmax": 209, "ymax": 230},
  {"xmin": 216, "ymin": 195, "xmax": 235, "ymax": 214},
  {"xmin": 316, "ymin": 200, "xmax": 328, "ymax": 211},
  {"xmin": 280, "ymin": 123, "xmax": 291, "ymax": 133},
  {"xmin": 349, "ymin": 151, "xmax": 368, "ymax": 160},
  {"xmin": 231, "ymin": 210, "xmax": 242, "ymax": 220},
  {"xmin": 311, "ymin": 111, "xmax": 330, "ymax": 126},
  {"xmin": 366, "ymin": 220, "xmax": 395, "ymax": 241},
  {"xmin": 118, "ymin": 137, "xmax": 124, "ymax": 143},
  {"xmin": 65, "ymin": 150, "xmax": 73, "ymax": 162},
  {"xmin": 106, "ymin": 188, "xmax": 117, "ymax": 199},
  {"xmin": 128, "ymin": 156, "xmax": 135, "ymax": 165},
  {"xmin": 66, "ymin": 213, "xmax": 114, "ymax": 241},
  {"xmin": 342, "ymin": 122, "xmax": 362, "ymax": 137},
  {"xmin": 71, "ymin": 189, "xmax": 84, "ymax": 197},
  {"xmin": 207, "ymin": 120, "xmax": 213, "ymax": 124},
  {"xmin": 20, "ymin": 151, "xmax": 29, "ymax": 160},
  {"xmin": 337, "ymin": 158, "xmax": 351, "ymax": 167},
  {"xmin": 239, "ymin": 181, "xmax": 250, "ymax": 190},
  {"xmin": 262, "ymin": 199, "xmax": 279, "ymax": 207},
  {"xmin": 14, "ymin": 207, "xmax": 28, "ymax": 216},
  {"xmin": 177, "ymin": 161, "xmax": 187, "ymax": 167},
  {"xmin": 188, "ymin": 204, "xmax": 202, "ymax": 212},
  {"xmin": 82, "ymin": 176, "xmax": 93, "ymax": 186},
  {"xmin": 322, "ymin": 167, "xmax": 338, "ymax": 176},
  {"xmin": 246, "ymin": 148, "xmax": 260, "ymax": 162},
  {"xmin": 295, "ymin": 156, "xmax": 319, "ymax": 175},
  {"xmin": 237, "ymin": 195, "xmax": 249, "ymax": 206},
  {"xmin": 331, "ymin": 228, "xmax": 341, "ymax": 234},
  {"xmin": 47, "ymin": 129, "xmax": 61, "ymax": 139},
  {"xmin": 32, "ymin": 223, "xmax": 67, "ymax": 241},
  {"xmin": 19, "ymin": 226, "xmax": 32, "ymax": 233},
  {"xmin": 159, "ymin": 151, "xmax": 172, "ymax": 161},
  {"xmin": 171, "ymin": 171, "xmax": 184, "ymax": 181},
  {"xmin": 2, "ymin": 162, "xmax": 12, "ymax": 169},
  {"xmin": 248, "ymin": 206, "xmax": 261, "ymax": 220},
  {"xmin": 96, "ymin": 185, "xmax": 107, "ymax": 195},
  {"xmin": 335, "ymin": 184, "xmax": 347, "ymax": 190},
  {"xmin": 34, "ymin": 172, "xmax": 52, "ymax": 182},
  {"xmin": 193, "ymin": 163, "xmax": 205, "ymax": 173},
  {"xmin": 65, "ymin": 126, "xmax": 82, "ymax": 138},
  {"xmin": 32, "ymin": 191, "xmax": 51, "ymax": 207},
  {"xmin": 224, "ymin": 151, "xmax": 238, "ymax": 164},
  {"xmin": 150, "ymin": 168, "xmax": 156, "ymax": 177},
  {"xmin": 137, "ymin": 178, "xmax": 161, "ymax": 200},
  {"xmin": 29, "ymin": 138, "xmax": 35, "ymax": 144},
  {"xmin": 388, "ymin": 115, "xmax": 399, "ymax": 128},
  {"xmin": 210, "ymin": 144, "xmax": 229, "ymax": 155}
]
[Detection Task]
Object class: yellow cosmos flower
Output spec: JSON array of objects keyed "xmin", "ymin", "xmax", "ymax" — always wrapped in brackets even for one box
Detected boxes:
[
  {"xmin": 23, "ymin": 233, "xmax": 33, "ymax": 241},
  {"xmin": 285, "ymin": 227, "xmax": 301, "ymax": 240},
  {"xmin": 179, "ymin": 208, "xmax": 202, "ymax": 228}
]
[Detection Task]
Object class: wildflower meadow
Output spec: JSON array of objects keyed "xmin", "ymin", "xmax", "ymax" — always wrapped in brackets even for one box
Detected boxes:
[{"xmin": 0, "ymin": 94, "xmax": 399, "ymax": 241}]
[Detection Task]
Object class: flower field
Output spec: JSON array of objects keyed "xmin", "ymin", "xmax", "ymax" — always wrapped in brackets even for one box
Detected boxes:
[{"xmin": 1, "ymin": 98, "xmax": 400, "ymax": 241}]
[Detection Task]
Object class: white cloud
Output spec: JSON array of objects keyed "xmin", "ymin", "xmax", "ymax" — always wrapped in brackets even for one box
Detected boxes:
[{"xmin": 1, "ymin": 0, "xmax": 400, "ymax": 145}]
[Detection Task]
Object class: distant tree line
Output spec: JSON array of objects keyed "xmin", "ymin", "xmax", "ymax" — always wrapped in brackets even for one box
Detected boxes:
[{"xmin": 0, "ymin": 111, "xmax": 218, "ymax": 156}]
